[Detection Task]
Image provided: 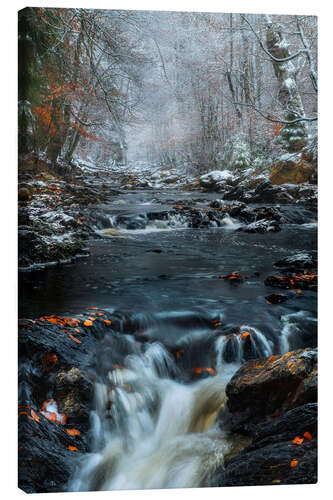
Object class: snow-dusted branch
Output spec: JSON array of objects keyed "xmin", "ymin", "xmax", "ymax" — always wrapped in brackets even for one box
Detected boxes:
[
  {"xmin": 296, "ymin": 16, "xmax": 318, "ymax": 92},
  {"xmin": 231, "ymin": 100, "xmax": 317, "ymax": 124},
  {"xmin": 240, "ymin": 15, "xmax": 307, "ymax": 63}
]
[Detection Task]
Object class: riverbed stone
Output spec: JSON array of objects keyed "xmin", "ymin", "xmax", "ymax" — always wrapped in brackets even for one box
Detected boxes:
[{"xmin": 225, "ymin": 348, "xmax": 317, "ymax": 433}]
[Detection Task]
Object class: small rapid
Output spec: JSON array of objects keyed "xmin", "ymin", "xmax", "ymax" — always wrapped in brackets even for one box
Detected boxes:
[
  {"xmin": 70, "ymin": 340, "xmax": 242, "ymax": 491},
  {"xmin": 68, "ymin": 308, "xmax": 299, "ymax": 492}
]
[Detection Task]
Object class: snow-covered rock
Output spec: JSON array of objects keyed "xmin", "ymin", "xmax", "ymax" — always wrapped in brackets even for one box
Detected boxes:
[{"xmin": 199, "ymin": 170, "xmax": 235, "ymax": 190}]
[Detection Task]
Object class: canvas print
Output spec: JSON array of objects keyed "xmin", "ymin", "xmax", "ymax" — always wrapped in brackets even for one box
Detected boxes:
[{"xmin": 18, "ymin": 7, "xmax": 317, "ymax": 493}]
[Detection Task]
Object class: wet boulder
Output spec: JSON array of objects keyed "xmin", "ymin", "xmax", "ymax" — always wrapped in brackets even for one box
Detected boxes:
[
  {"xmin": 211, "ymin": 348, "xmax": 318, "ymax": 488},
  {"xmin": 265, "ymin": 293, "xmax": 288, "ymax": 304},
  {"xmin": 18, "ymin": 184, "xmax": 33, "ymax": 202},
  {"xmin": 199, "ymin": 170, "xmax": 235, "ymax": 191},
  {"xmin": 238, "ymin": 219, "xmax": 281, "ymax": 233},
  {"xmin": 212, "ymin": 424, "xmax": 317, "ymax": 486},
  {"xmin": 265, "ymin": 272, "xmax": 317, "ymax": 291},
  {"xmin": 270, "ymin": 155, "xmax": 315, "ymax": 185},
  {"xmin": 54, "ymin": 367, "xmax": 94, "ymax": 429},
  {"xmin": 18, "ymin": 412, "xmax": 83, "ymax": 493},
  {"xmin": 223, "ymin": 185, "xmax": 247, "ymax": 201},
  {"xmin": 274, "ymin": 252, "xmax": 317, "ymax": 273},
  {"xmin": 225, "ymin": 348, "xmax": 317, "ymax": 433},
  {"xmin": 251, "ymin": 180, "xmax": 280, "ymax": 203}
]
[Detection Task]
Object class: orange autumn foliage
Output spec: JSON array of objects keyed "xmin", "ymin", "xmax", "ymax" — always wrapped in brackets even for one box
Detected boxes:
[
  {"xmin": 192, "ymin": 367, "xmax": 216, "ymax": 375},
  {"xmin": 41, "ymin": 315, "xmax": 80, "ymax": 327},
  {"xmin": 290, "ymin": 459, "xmax": 299, "ymax": 468},
  {"xmin": 84, "ymin": 320, "xmax": 93, "ymax": 327},
  {"xmin": 292, "ymin": 436, "xmax": 304, "ymax": 445},
  {"xmin": 103, "ymin": 319, "xmax": 112, "ymax": 325},
  {"xmin": 66, "ymin": 428, "xmax": 81, "ymax": 436},
  {"xmin": 30, "ymin": 410, "xmax": 40, "ymax": 423},
  {"xmin": 68, "ymin": 446, "xmax": 78, "ymax": 451},
  {"xmin": 303, "ymin": 431, "xmax": 313, "ymax": 440},
  {"xmin": 68, "ymin": 335, "xmax": 82, "ymax": 344}
]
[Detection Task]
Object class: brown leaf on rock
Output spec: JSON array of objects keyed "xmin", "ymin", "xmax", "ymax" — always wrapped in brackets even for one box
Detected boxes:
[
  {"xmin": 68, "ymin": 335, "xmax": 82, "ymax": 344},
  {"xmin": 40, "ymin": 315, "xmax": 81, "ymax": 327},
  {"xmin": 292, "ymin": 436, "xmax": 304, "ymax": 445},
  {"xmin": 66, "ymin": 428, "xmax": 81, "ymax": 436},
  {"xmin": 30, "ymin": 410, "xmax": 40, "ymax": 423}
]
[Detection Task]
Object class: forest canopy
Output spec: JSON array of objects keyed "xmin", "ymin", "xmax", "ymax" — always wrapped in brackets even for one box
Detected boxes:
[{"xmin": 18, "ymin": 8, "xmax": 317, "ymax": 173}]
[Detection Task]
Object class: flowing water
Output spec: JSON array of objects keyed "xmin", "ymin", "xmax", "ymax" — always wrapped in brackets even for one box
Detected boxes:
[{"xmin": 19, "ymin": 190, "xmax": 317, "ymax": 491}]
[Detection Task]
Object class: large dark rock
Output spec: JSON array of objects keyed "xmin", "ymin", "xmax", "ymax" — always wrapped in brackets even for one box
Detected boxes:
[
  {"xmin": 265, "ymin": 272, "xmax": 317, "ymax": 291},
  {"xmin": 18, "ymin": 185, "xmax": 33, "ymax": 202},
  {"xmin": 18, "ymin": 312, "xmax": 117, "ymax": 492},
  {"xmin": 225, "ymin": 348, "xmax": 317, "ymax": 433},
  {"xmin": 274, "ymin": 252, "xmax": 317, "ymax": 272},
  {"xmin": 212, "ymin": 433, "xmax": 317, "ymax": 486},
  {"xmin": 54, "ymin": 368, "xmax": 94, "ymax": 429},
  {"xmin": 210, "ymin": 350, "xmax": 318, "ymax": 488},
  {"xmin": 238, "ymin": 219, "xmax": 281, "ymax": 233}
]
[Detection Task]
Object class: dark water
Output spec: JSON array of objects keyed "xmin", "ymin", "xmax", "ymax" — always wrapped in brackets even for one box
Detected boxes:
[{"xmin": 19, "ymin": 191, "xmax": 317, "ymax": 347}]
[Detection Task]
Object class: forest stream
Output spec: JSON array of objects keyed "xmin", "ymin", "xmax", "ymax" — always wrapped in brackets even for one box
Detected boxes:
[{"xmin": 18, "ymin": 188, "xmax": 317, "ymax": 492}]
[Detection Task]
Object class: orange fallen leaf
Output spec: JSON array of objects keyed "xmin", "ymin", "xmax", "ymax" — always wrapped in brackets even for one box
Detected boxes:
[
  {"xmin": 88, "ymin": 316, "xmax": 96, "ymax": 321},
  {"xmin": 103, "ymin": 320, "xmax": 112, "ymax": 324},
  {"xmin": 84, "ymin": 320, "xmax": 93, "ymax": 327},
  {"xmin": 290, "ymin": 459, "xmax": 299, "ymax": 468},
  {"xmin": 86, "ymin": 307, "xmax": 98, "ymax": 310},
  {"xmin": 68, "ymin": 446, "xmax": 78, "ymax": 451},
  {"xmin": 296, "ymin": 290, "xmax": 302, "ymax": 294},
  {"xmin": 30, "ymin": 410, "xmax": 40, "ymax": 423},
  {"xmin": 74, "ymin": 328, "xmax": 80, "ymax": 333},
  {"xmin": 192, "ymin": 367, "xmax": 216, "ymax": 375},
  {"xmin": 40, "ymin": 315, "xmax": 80, "ymax": 327},
  {"xmin": 292, "ymin": 436, "xmax": 304, "ymax": 445},
  {"xmin": 18, "ymin": 411, "xmax": 29, "ymax": 417},
  {"xmin": 303, "ymin": 431, "xmax": 313, "ymax": 440},
  {"xmin": 68, "ymin": 335, "xmax": 82, "ymax": 344},
  {"xmin": 66, "ymin": 428, "xmax": 81, "ymax": 436},
  {"xmin": 240, "ymin": 332, "xmax": 251, "ymax": 340}
]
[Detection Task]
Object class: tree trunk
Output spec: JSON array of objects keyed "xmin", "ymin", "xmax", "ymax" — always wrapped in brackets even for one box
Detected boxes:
[{"xmin": 265, "ymin": 16, "xmax": 308, "ymax": 153}]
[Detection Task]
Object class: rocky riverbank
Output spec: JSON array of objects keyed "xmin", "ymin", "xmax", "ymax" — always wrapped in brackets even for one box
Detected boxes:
[
  {"xmin": 18, "ymin": 156, "xmax": 317, "ymax": 270},
  {"xmin": 18, "ymin": 155, "xmax": 120, "ymax": 269}
]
